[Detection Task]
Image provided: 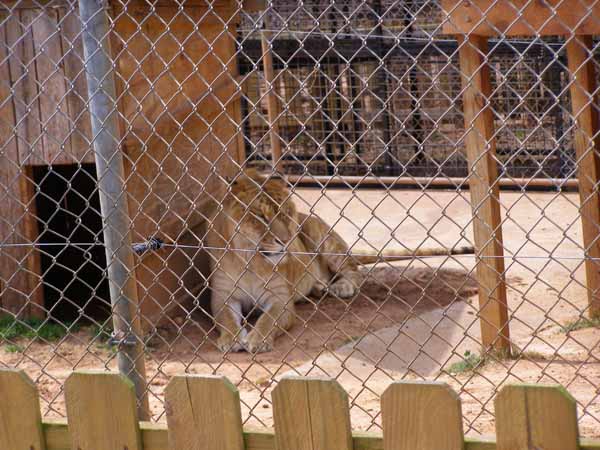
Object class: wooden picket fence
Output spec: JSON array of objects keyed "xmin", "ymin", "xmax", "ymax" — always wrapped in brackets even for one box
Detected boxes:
[{"xmin": 1, "ymin": 369, "xmax": 599, "ymax": 450}]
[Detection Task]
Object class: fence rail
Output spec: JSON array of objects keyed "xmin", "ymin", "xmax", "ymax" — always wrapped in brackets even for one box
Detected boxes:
[{"xmin": 0, "ymin": 368, "xmax": 596, "ymax": 450}]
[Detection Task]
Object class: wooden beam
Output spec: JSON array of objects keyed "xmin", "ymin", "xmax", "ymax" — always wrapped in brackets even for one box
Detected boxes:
[
  {"xmin": 261, "ymin": 27, "xmax": 284, "ymax": 174},
  {"xmin": 458, "ymin": 35, "xmax": 510, "ymax": 353},
  {"xmin": 65, "ymin": 372, "xmax": 142, "ymax": 450},
  {"xmin": 496, "ymin": 385, "xmax": 578, "ymax": 450},
  {"xmin": 566, "ymin": 35, "xmax": 600, "ymax": 318},
  {"xmin": 382, "ymin": 382, "xmax": 464, "ymax": 450},
  {"xmin": 0, "ymin": 370, "xmax": 46, "ymax": 450},
  {"xmin": 1, "ymin": 17, "xmax": 43, "ymax": 317},
  {"xmin": 441, "ymin": 0, "xmax": 600, "ymax": 36},
  {"xmin": 39, "ymin": 419, "xmax": 600, "ymax": 450},
  {"xmin": 272, "ymin": 377, "xmax": 353, "ymax": 450},
  {"xmin": 7, "ymin": 0, "xmax": 264, "ymax": 9},
  {"xmin": 19, "ymin": 167, "xmax": 44, "ymax": 318},
  {"xmin": 284, "ymin": 175, "xmax": 579, "ymax": 190}
]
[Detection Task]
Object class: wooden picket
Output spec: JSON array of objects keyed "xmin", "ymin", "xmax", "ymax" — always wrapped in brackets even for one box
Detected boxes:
[{"xmin": 1, "ymin": 368, "xmax": 599, "ymax": 450}]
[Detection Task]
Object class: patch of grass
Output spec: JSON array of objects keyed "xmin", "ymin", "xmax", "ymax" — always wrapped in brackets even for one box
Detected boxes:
[
  {"xmin": 447, "ymin": 350, "xmax": 484, "ymax": 374},
  {"xmin": 0, "ymin": 315, "xmax": 73, "ymax": 342},
  {"xmin": 89, "ymin": 322, "xmax": 113, "ymax": 343},
  {"xmin": 89, "ymin": 322, "xmax": 117, "ymax": 352},
  {"xmin": 510, "ymin": 349, "xmax": 551, "ymax": 361},
  {"xmin": 560, "ymin": 317, "xmax": 600, "ymax": 333},
  {"xmin": 4, "ymin": 343, "xmax": 23, "ymax": 353}
]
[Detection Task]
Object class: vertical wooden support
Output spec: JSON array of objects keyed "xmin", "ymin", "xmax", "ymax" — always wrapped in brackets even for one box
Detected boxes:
[
  {"xmin": 566, "ymin": 35, "xmax": 600, "ymax": 318},
  {"xmin": 496, "ymin": 385, "xmax": 579, "ymax": 450},
  {"xmin": 19, "ymin": 167, "xmax": 44, "ymax": 318},
  {"xmin": 261, "ymin": 26, "xmax": 284, "ymax": 173},
  {"xmin": 165, "ymin": 375, "xmax": 244, "ymax": 450},
  {"xmin": 65, "ymin": 371, "xmax": 142, "ymax": 450},
  {"xmin": 1, "ymin": 19, "xmax": 44, "ymax": 318},
  {"xmin": 458, "ymin": 35, "xmax": 510, "ymax": 353},
  {"xmin": 381, "ymin": 382, "xmax": 464, "ymax": 450},
  {"xmin": 0, "ymin": 369, "xmax": 46, "ymax": 450},
  {"xmin": 272, "ymin": 377, "xmax": 353, "ymax": 450}
]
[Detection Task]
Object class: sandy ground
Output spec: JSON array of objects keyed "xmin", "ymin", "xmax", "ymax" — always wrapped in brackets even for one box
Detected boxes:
[{"xmin": 2, "ymin": 187, "xmax": 600, "ymax": 438}]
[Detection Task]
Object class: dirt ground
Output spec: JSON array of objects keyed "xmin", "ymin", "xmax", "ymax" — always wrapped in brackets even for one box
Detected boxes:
[{"xmin": 2, "ymin": 187, "xmax": 600, "ymax": 438}]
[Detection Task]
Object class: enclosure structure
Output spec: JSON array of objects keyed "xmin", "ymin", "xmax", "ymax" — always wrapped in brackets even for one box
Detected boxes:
[
  {"xmin": 3, "ymin": 0, "xmax": 600, "ymax": 441},
  {"xmin": 441, "ymin": 0, "xmax": 600, "ymax": 352},
  {"xmin": 238, "ymin": 3, "xmax": 575, "ymax": 179},
  {"xmin": 0, "ymin": 0, "xmax": 254, "ymax": 326}
]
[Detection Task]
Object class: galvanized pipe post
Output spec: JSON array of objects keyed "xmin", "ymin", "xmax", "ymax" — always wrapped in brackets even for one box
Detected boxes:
[{"xmin": 77, "ymin": 0, "xmax": 150, "ymax": 419}]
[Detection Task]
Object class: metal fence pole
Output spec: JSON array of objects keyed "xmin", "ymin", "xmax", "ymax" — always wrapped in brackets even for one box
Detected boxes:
[{"xmin": 77, "ymin": 0, "xmax": 150, "ymax": 419}]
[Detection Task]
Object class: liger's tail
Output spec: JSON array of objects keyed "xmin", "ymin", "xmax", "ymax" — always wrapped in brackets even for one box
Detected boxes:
[{"xmin": 350, "ymin": 245, "xmax": 475, "ymax": 265}]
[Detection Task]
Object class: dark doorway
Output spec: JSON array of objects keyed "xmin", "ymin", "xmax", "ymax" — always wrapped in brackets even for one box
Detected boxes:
[{"xmin": 33, "ymin": 164, "xmax": 110, "ymax": 323}]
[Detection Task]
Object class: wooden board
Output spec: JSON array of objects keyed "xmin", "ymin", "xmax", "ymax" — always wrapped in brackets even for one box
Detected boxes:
[
  {"xmin": 6, "ymin": 9, "xmax": 46, "ymax": 165},
  {"xmin": 495, "ymin": 384, "xmax": 578, "ymax": 450},
  {"xmin": 30, "ymin": 8, "xmax": 72, "ymax": 164},
  {"xmin": 165, "ymin": 375, "xmax": 244, "ymax": 450},
  {"xmin": 0, "ymin": 15, "xmax": 42, "ymax": 315},
  {"xmin": 381, "ymin": 381, "xmax": 464, "ymax": 450},
  {"xmin": 261, "ymin": 28, "xmax": 283, "ymax": 172},
  {"xmin": 110, "ymin": 4, "xmax": 244, "ymax": 324},
  {"xmin": 565, "ymin": 35, "xmax": 600, "ymax": 317},
  {"xmin": 272, "ymin": 377, "xmax": 353, "ymax": 450},
  {"xmin": 18, "ymin": 166, "xmax": 44, "ymax": 317},
  {"xmin": 64, "ymin": 371, "xmax": 142, "ymax": 450},
  {"xmin": 441, "ymin": 0, "xmax": 600, "ymax": 36},
  {"xmin": 458, "ymin": 35, "xmax": 510, "ymax": 352},
  {"xmin": 58, "ymin": 7, "xmax": 94, "ymax": 163},
  {"xmin": 0, "ymin": 369, "xmax": 46, "ymax": 450}
]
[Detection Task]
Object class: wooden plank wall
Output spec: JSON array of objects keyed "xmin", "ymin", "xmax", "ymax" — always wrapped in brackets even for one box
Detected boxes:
[
  {"xmin": 111, "ymin": 2, "xmax": 244, "ymax": 327},
  {"xmin": 0, "ymin": 368, "xmax": 597, "ymax": 450},
  {"xmin": 0, "ymin": 6, "xmax": 95, "ymax": 316},
  {"xmin": 0, "ymin": 3, "xmax": 245, "ymax": 322}
]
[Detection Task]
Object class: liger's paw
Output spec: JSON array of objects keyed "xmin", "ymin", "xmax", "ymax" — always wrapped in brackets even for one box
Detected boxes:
[
  {"xmin": 243, "ymin": 331, "xmax": 274, "ymax": 353},
  {"xmin": 329, "ymin": 278, "xmax": 357, "ymax": 298},
  {"xmin": 216, "ymin": 334, "xmax": 245, "ymax": 353}
]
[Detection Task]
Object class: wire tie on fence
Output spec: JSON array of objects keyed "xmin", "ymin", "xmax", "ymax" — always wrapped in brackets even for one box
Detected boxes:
[
  {"xmin": 132, "ymin": 237, "xmax": 165, "ymax": 256},
  {"xmin": 108, "ymin": 330, "xmax": 138, "ymax": 347}
]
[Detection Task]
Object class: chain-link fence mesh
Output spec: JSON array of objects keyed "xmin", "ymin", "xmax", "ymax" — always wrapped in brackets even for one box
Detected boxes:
[{"xmin": 1, "ymin": 0, "xmax": 600, "ymax": 438}]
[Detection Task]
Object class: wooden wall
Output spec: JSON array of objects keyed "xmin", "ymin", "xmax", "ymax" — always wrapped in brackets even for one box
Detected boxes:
[
  {"xmin": 0, "ymin": 1, "xmax": 246, "ymax": 325},
  {"xmin": 0, "ymin": 5, "xmax": 95, "ymax": 317}
]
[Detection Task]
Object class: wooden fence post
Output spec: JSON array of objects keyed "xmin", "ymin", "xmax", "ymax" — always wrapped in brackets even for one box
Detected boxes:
[
  {"xmin": 458, "ymin": 35, "xmax": 510, "ymax": 353},
  {"xmin": 496, "ymin": 384, "xmax": 579, "ymax": 450},
  {"xmin": 381, "ymin": 381, "xmax": 464, "ymax": 450},
  {"xmin": 272, "ymin": 376, "xmax": 353, "ymax": 450},
  {"xmin": 0, "ymin": 369, "xmax": 46, "ymax": 450},
  {"xmin": 566, "ymin": 35, "xmax": 600, "ymax": 318},
  {"xmin": 65, "ymin": 371, "xmax": 142, "ymax": 450},
  {"xmin": 261, "ymin": 23, "xmax": 284, "ymax": 173},
  {"xmin": 165, "ymin": 375, "xmax": 244, "ymax": 450}
]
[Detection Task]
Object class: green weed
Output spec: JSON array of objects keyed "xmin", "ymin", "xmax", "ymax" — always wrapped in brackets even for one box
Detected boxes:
[
  {"xmin": 89, "ymin": 322, "xmax": 113, "ymax": 343},
  {"xmin": 447, "ymin": 350, "xmax": 484, "ymax": 374},
  {"xmin": 0, "ymin": 315, "xmax": 73, "ymax": 342},
  {"xmin": 4, "ymin": 343, "xmax": 23, "ymax": 353},
  {"xmin": 89, "ymin": 322, "xmax": 117, "ymax": 352},
  {"xmin": 560, "ymin": 317, "xmax": 600, "ymax": 333}
]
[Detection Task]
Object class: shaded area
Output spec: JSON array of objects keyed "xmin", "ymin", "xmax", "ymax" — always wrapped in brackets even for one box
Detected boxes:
[{"xmin": 33, "ymin": 164, "xmax": 110, "ymax": 323}]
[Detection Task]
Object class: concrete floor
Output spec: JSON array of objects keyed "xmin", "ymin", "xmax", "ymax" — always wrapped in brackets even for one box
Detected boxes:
[{"xmin": 284, "ymin": 187, "xmax": 600, "ymax": 436}]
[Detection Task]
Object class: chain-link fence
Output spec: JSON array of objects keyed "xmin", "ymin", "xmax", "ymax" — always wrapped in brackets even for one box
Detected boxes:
[{"xmin": 1, "ymin": 0, "xmax": 600, "ymax": 439}]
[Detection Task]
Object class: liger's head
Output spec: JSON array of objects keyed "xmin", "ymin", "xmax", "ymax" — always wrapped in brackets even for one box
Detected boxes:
[{"xmin": 226, "ymin": 169, "xmax": 298, "ymax": 264}]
